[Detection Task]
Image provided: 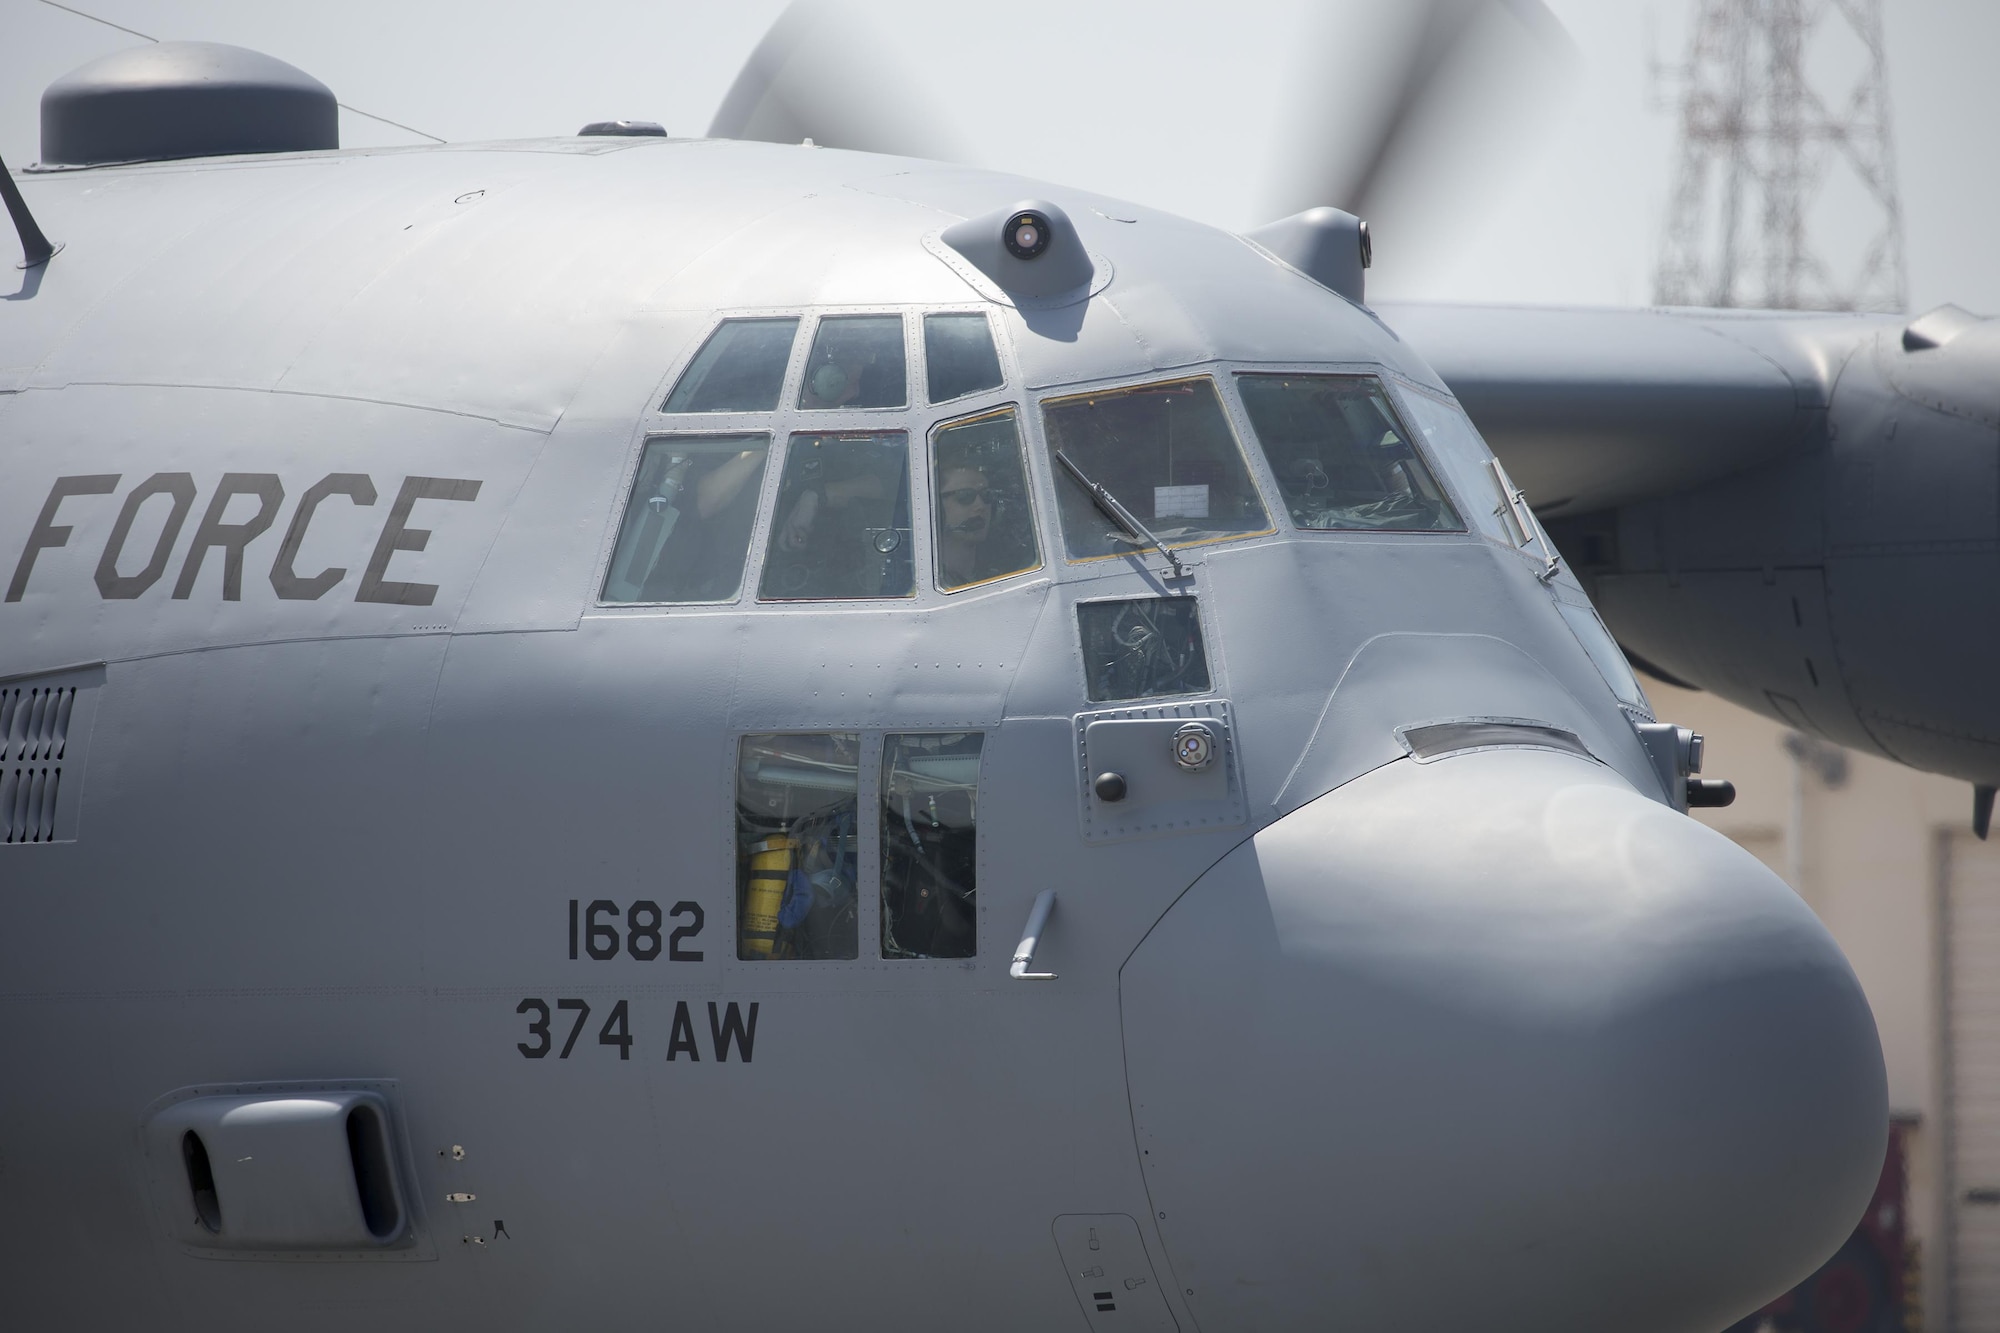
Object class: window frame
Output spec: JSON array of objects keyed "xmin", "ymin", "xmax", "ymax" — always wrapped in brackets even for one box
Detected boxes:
[
  {"xmin": 720, "ymin": 728, "xmax": 991, "ymax": 969},
  {"xmin": 928, "ymin": 402, "xmax": 1045, "ymax": 595},
  {"xmin": 922, "ymin": 310, "xmax": 1008, "ymax": 408},
  {"xmin": 1035, "ymin": 373, "xmax": 1279, "ymax": 566},
  {"xmin": 594, "ymin": 430, "xmax": 780, "ymax": 608},
  {"xmin": 795, "ymin": 312, "xmax": 916, "ymax": 414},
  {"xmin": 755, "ymin": 426, "xmax": 921, "ymax": 603},
  {"xmin": 658, "ymin": 315, "xmax": 808, "ymax": 416},
  {"xmin": 877, "ymin": 730, "xmax": 987, "ymax": 961},
  {"xmin": 1072, "ymin": 592, "xmax": 1217, "ymax": 704},
  {"xmin": 599, "ymin": 304, "xmax": 1031, "ymax": 615},
  {"xmin": 1230, "ymin": 370, "xmax": 1469, "ymax": 536}
]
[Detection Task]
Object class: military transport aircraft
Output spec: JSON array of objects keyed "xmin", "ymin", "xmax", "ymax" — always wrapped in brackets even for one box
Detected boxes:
[{"xmin": 0, "ymin": 7, "xmax": 1892, "ymax": 1333}]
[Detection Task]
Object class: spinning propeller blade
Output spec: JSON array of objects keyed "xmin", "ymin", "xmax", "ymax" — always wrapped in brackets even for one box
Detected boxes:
[
  {"xmin": 708, "ymin": 1, "xmax": 968, "ymax": 163},
  {"xmin": 1257, "ymin": 0, "xmax": 1578, "ymax": 289}
]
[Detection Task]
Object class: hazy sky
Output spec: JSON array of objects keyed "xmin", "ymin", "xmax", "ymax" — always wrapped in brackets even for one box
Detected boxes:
[{"xmin": 3, "ymin": 0, "xmax": 1995, "ymax": 313}]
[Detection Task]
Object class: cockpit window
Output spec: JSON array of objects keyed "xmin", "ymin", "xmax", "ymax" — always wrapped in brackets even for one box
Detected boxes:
[
  {"xmin": 930, "ymin": 407, "xmax": 1041, "ymax": 591},
  {"xmin": 1393, "ymin": 388, "xmax": 1517, "ymax": 546},
  {"xmin": 663, "ymin": 318, "xmax": 800, "ymax": 413},
  {"xmin": 880, "ymin": 733, "xmax": 982, "ymax": 959},
  {"xmin": 759, "ymin": 431, "xmax": 914, "ymax": 600},
  {"xmin": 602, "ymin": 435, "xmax": 771, "ymax": 603},
  {"xmin": 737, "ymin": 733, "xmax": 861, "ymax": 961},
  {"xmin": 799, "ymin": 315, "xmax": 907, "ymax": 410},
  {"xmin": 924, "ymin": 313, "xmax": 1004, "ymax": 404},
  {"xmin": 1040, "ymin": 377, "xmax": 1270, "ymax": 560},
  {"xmin": 1235, "ymin": 374, "xmax": 1463, "ymax": 532},
  {"xmin": 1077, "ymin": 597, "xmax": 1212, "ymax": 702}
]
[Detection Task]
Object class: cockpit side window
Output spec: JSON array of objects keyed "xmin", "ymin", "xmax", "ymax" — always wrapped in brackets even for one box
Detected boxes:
[
  {"xmin": 1235, "ymin": 374, "xmax": 1463, "ymax": 532},
  {"xmin": 1393, "ymin": 388, "xmax": 1518, "ymax": 546},
  {"xmin": 759, "ymin": 431, "xmax": 914, "ymax": 600},
  {"xmin": 1077, "ymin": 597, "xmax": 1212, "ymax": 702},
  {"xmin": 663, "ymin": 318, "xmax": 801, "ymax": 413},
  {"xmin": 930, "ymin": 407, "xmax": 1041, "ymax": 592},
  {"xmin": 1040, "ymin": 377, "xmax": 1271, "ymax": 560},
  {"xmin": 924, "ymin": 313, "xmax": 1004, "ymax": 404},
  {"xmin": 799, "ymin": 315, "xmax": 908, "ymax": 410},
  {"xmin": 880, "ymin": 733, "xmax": 982, "ymax": 960},
  {"xmin": 602, "ymin": 435, "xmax": 771, "ymax": 603},
  {"xmin": 737, "ymin": 733, "xmax": 862, "ymax": 961}
]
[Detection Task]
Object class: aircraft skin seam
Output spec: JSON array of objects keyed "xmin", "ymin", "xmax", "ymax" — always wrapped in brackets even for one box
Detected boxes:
[{"xmin": 12, "ymin": 379, "xmax": 558, "ymax": 433}]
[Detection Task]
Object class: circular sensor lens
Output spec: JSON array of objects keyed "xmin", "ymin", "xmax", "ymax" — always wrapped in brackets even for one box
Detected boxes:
[
  {"xmin": 1004, "ymin": 210, "xmax": 1052, "ymax": 260},
  {"xmin": 1172, "ymin": 722, "xmax": 1215, "ymax": 771}
]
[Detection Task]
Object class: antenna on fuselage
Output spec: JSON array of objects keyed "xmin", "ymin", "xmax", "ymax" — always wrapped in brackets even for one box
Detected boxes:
[{"xmin": 0, "ymin": 155, "xmax": 59, "ymax": 269}]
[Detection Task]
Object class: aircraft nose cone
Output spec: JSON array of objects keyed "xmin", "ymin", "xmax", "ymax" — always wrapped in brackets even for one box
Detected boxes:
[{"xmin": 1121, "ymin": 749, "xmax": 1886, "ymax": 1333}]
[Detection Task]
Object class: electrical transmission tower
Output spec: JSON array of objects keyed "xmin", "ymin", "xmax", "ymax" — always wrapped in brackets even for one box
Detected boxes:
[{"xmin": 1654, "ymin": 0, "xmax": 1906, "ymax": 312}]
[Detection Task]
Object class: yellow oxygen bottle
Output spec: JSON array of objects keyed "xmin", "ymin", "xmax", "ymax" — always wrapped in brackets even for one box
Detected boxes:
[{"xmin": 742, "ymin": 834, "xmax": 792, "ymax": 958}]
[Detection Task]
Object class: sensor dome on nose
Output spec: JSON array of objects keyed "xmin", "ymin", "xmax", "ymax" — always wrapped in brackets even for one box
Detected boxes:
[{"xmin": 939, "ymin": 198, "xmax": 1095, "ymax": 301}]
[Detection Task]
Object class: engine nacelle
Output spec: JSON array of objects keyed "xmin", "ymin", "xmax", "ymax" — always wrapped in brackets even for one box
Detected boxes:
[{"xmin": 1552, "ymin": 321, "xmax": 2000, "ymax": 788}]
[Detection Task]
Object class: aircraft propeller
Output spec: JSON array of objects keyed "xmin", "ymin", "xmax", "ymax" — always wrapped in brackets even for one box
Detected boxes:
[
  {"xmin": 707, "ymin": 0, "xmax": 969, "ymax": 164},
  {"xmin": 709, "ymin": 0, "xmax": 1576, "ymax": 294}
]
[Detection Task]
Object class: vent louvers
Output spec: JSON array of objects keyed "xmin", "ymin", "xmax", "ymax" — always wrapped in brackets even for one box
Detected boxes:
[{"xmin": 1, "ymin": 685, "xmax": 76, "ymax": 844}]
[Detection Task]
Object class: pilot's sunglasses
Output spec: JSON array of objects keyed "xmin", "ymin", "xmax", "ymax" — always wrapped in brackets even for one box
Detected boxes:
[{"xmin": 941, "ymin": 487, "xmax": 997, "ymax": 505}]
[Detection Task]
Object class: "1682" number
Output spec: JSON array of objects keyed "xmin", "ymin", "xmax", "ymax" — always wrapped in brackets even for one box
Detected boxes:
[{"xmin": 567, "ymin": 899, "xmax": 704, "ymax": 962}]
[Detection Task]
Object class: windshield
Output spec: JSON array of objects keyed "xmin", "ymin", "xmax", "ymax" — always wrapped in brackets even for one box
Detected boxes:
[
  {"xmin": 1040, "ymin": 377, "xmax": 1270, "ymax": 559},
  {"xmin": 759, "ymin": 431, "xmax": 914, "ymax": 600},
  {"xmin": 663, "ymin": 318, "xmax": 799, "ymax": 413},
  {"xmin": 799, "ymin": 315, "xmax": 907, "ymax": 410},
  {"xmin": 1235, "ymin": 373, "xmax": 1462, "ymax": 532}
]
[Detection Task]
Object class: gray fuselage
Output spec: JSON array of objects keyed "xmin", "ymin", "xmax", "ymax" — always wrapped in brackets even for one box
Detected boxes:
[{"xmin": 0, "ymin": 137, "xmax": 1885, "ymax": 1333}]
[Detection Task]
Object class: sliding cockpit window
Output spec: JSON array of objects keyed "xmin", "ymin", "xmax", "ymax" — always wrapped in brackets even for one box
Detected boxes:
[
  {"xmin": 1235, "ymin": 374, "xmax": 1462, "ymax": 532},
  {"xmin": 663, "ymin": 318, "xmax": 801, "ymax": 413},
  {"xmin": 602, "ymin": 435, "xmax": 771, "ymax": 603},
  {"xmin": 931, "ymin": 407, "xmax": 1041, "ymax": 592},
  {"xmin": 1040, "ymin": 377, "xmax": 1271, "ymax": 560},
  {"xmin": 1393, "ymin": 387, "xmax": 1517, "ymax": 546}
]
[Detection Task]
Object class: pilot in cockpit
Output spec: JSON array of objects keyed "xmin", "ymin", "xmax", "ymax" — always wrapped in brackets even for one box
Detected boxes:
[
  {"xmin": 649, "ymin": 449, "xmax": 765, "ymax": 596},
  {"xmin": 930, "ymin": 416, "xmax": 1039, "ymax": 591},
  {"xmin": 935, "ymin": 463, "xmax": 999, "ymax": 588}
]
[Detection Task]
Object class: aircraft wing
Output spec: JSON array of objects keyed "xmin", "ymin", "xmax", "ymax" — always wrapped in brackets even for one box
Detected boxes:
[{"xmin": 1374, "ymin": 301, "xmax": 1896, "ymax": 516}]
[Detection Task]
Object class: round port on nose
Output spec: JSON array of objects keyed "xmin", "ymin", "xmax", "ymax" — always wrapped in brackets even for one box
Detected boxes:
[{"xmin": 1093, "ymin": 772, "xmax": 1128, "ymax": 802}]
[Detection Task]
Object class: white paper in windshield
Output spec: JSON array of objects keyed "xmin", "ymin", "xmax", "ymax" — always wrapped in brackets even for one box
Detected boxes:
[{"xmin": 1153, "ymin": 484, "xmax": 1210, "ymax": 520}]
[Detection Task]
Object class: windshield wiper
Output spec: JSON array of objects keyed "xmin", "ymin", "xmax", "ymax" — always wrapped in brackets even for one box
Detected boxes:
[{"xmin": 1054, "ymin": 450, "xmax": 1189, "ymax": 581}]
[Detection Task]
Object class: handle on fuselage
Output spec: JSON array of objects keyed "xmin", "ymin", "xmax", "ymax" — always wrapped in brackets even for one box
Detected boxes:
[{"xmin": 1010, "ymin": 889, "xmax": 1058, "ymax": 980}]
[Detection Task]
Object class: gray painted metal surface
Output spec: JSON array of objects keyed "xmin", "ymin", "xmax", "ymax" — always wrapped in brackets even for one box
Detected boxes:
[
  {"xmin": 0, "ymin": 129, "xmax": 1885, "ymax": 1331},
  {"xmin": 1387, "ymin": 300, "xmax": 2000, "ymax": 791}
]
